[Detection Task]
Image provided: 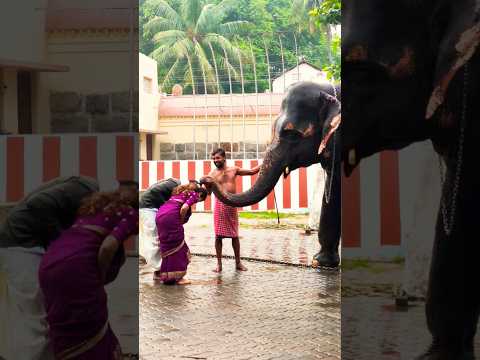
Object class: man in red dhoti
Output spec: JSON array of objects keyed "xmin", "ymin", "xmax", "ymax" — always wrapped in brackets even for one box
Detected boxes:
[{"xmin": 209, "ymin": 148, "xmax": 260, "ymax": 272}]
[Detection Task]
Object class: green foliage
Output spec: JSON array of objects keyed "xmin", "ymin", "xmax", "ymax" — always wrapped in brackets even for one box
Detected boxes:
[
  {"xmin": 140, "ymin": 0, "xmax": 341, "ymax": 93},
  {"xmin": 238, "ymin": 211, "xmax": 292, "ymax": 219},
  {"xmin": 309, "ymin": 0, "xmax": 341, "ymax": 25}
]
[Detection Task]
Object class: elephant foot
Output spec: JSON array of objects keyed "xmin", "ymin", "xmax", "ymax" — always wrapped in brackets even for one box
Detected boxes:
[
  {"xmin": 415, "ymin": 341, "xmax": 475, "ymax": 360},
  {"xmin": 312, "ymin": 250, "xmax": 340, "ymax": 268}
]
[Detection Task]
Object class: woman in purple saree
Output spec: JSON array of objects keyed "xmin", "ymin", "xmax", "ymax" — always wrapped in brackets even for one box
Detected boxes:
[
  {"xmin": 38, "ymin": 188, "xmax": 139, "ymax": 359},
  {"xmin": 154, "ymin": 183, "xmax": 208, "ymax": 284}
]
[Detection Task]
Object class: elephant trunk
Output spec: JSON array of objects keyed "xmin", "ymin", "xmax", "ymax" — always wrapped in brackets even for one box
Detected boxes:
[{"xmin": 207, "ymin": 144, "xmax": 286, "ymax": 207}]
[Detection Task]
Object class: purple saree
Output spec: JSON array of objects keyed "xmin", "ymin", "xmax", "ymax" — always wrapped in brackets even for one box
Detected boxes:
[
  {"xmin": 155, "ymin": 191, "xmax": 199, "ymax": 283},
  {"xmin": 38, "ymin": 206, "xmax": 138, "ymax": 359}
]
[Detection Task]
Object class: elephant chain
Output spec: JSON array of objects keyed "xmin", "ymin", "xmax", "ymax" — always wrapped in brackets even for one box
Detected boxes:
[
  {"xmin": 325, "ymin": 83, "xmax": 339, "ymax": 204},
  {"xmin": 438, "ymin": 63, "xmax": 468, "ymax": 236}
]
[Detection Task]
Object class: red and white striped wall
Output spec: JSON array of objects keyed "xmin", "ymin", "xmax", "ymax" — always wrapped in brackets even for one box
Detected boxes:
[
  {"xmin": 139, "ymin": 159, "xmax": 321, "ymax": 213},
  {"xmin": 0, "ymin": 134, "xmax": 139, "ymax": 254}
]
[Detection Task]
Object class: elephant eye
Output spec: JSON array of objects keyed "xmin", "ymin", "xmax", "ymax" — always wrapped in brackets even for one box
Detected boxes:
[{"xmin": 281, "ymin": 129, "xmax": 303, "ymax": 141}]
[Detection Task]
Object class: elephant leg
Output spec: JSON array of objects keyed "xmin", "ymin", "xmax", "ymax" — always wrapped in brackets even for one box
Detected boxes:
[
  {"xmin": 420, "ymin": 140, "xmax": 479, "ymax": 359},
  {"xmin": 313, "ymin": 158, "xmax": 341, "ymax": 268}
]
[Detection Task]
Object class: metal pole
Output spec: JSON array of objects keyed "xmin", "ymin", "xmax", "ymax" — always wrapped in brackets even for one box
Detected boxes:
[
  {"xmin": 222, "ymin": 45, "xmax": 234, "ymax": 159},
  {"xmin": 128, "ymin": 4, "xmax": 134, "ymax": 132},
  {"xmin": 263, "ymin": 38, "xmax": 273, "ymax": 128},
  {"xmin": 186, "ymin": 54, "xmax": 196, "ymax": 159},
  {"xmin": 279, "ymin": 34, "xmax": 286, "ymax": 92},
  {"xmin": 249, "ymin": 39, "xmax": 259, "ymax": 159},
  {"xmin": 198, "ymin": 45, "xmax": 209, "ymax": 160},
  {"xmin": 208, "ymin": 42, "xmax": 222, "ymax": 147},
  {"xmin": 237, "ymin": 47, "xmax": 246, "ymax": 160},
  {"xmin": 294, "ymin": 33, "xmax": 300, "ymax": 82}
]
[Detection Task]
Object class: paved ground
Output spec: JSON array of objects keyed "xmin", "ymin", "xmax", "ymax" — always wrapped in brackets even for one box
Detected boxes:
[
  {"xmin": 140, "ymin": 258, "xmax": 340, "ymax": 360},
  {"xmin": 184, "ymin": 213, "xmax": 322, "ymax": 266}
]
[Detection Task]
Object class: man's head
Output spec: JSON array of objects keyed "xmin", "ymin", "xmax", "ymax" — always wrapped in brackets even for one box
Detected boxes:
[
  {"xmin": 118, "ymin": 180, "xmax": 138, "ymax": 199},
  {"xmin": 211, "ymin": 148, "xmax": 226, "ymax": 169}
]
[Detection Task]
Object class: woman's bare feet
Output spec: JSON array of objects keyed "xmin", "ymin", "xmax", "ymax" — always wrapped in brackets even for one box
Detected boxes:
[
  {"xmin": 213, "ymin": 263, "xmax": 222, "ymax": 273},
  {"xmin": 236, "ymin": 262, "xmax": 248, "ymax": 271},
  {"xmin": 176, "ymin": 278, "xmax": 191, "ymax": 285}
]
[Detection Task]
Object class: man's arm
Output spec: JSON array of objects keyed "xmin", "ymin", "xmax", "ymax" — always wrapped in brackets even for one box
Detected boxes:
[{"xmin": 236, "ymin": 165, "xmax": 261, "ymax": 176}]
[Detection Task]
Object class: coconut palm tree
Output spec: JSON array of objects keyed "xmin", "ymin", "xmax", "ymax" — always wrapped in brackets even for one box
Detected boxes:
[{"xmin": 144, "ymin": 0, "xmax": 249, "ymax": 94}]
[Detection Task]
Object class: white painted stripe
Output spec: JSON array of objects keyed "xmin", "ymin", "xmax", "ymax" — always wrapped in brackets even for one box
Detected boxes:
[
  {"xmin": 180, "ymin": 161, "xmax": 188, "ymax": 184},
  {"xmin": 60, "ymin": 135, "xmax": 79, "ymax": 177},
  {"xmin": 24, "ymin": 136, "xmax": 43, "ymax": 195},
  {"xmin": 163, "ymin": 160, "xmax": 172, "ymax": 179},
  {"xmin": 257, "ymin": 158, "xmax": 268, "ymax": 211},
  {"xmin": 97, "ymin": 134, "xmax": 117, "ymax": 191},
  {"xmin": 274, "ymin": 171, "xmax": 284, "ymax": 210},
  {"xmin": 0, "ymin": 137, "xmax": 6, "ymax": 203},
  {"xmin": 241, "ymin": 160, "xmax": 251, "ymax": 211},
  {"xmin": 195, "ymin": 160, "xmax": 204, "ymax": 211},
  {"xmin": 290, "ymin": 169, "xmax": 299, "ymax": 210},
  {"xmin": 360, "ymin": 154, "xmax": 381, "ymax": 252},
  {"xmin": 148, "ymin": 161, "xmax": 157, "ymax": 187}
]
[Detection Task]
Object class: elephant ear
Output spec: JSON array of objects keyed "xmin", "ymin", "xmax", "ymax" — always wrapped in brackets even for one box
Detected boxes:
[
  {"xmin": 318, "ymin": 91, "xmax": 341, "ymax": 155},
  {"xmin": 426, "ymin": 0, "xmax": 480, "ymax": 119}
]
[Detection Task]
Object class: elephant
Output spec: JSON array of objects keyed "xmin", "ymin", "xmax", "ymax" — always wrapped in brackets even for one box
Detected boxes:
[
  {"xmin": 343, "ymin": 1, "xmax": 480, "ymax": 359},
  {"xmin": 200, "ymin": 81, "xmax": 342, "ymax": 268}
]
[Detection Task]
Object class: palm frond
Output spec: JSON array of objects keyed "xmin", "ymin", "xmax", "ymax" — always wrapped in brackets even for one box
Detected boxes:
[
  {"xmin": 144, "ymin": 17, "xmax": 180, "ymax": 33},
  {"xmin": 218, "ymin": 21, "xmax": 251, "ymax": 37},
  {"xmin": 153, "ymin": 30, "xmax": 186, "ymax": 46},
  {"xmin": 195, "ymin": 4, "xmax": 219, "ymax": 34},
  {"xmin": 181, "ymin": 0, "xmax": 204, "ymax": 28},
  {"xmin": 147, "ymin": 0, "xmax": 183, "ymax": 30}
]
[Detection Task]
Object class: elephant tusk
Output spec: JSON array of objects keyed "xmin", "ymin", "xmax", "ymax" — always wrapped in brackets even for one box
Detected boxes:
[
  {"xmin": 348, "ymin": 149, "xmax": 356, "ymax": 165},
  {"xmin": 283, "ymin": 167, "xmax": 290, "ymax": 178}
]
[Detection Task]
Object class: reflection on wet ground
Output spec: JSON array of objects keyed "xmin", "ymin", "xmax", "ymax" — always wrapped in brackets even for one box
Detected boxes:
[{"xmin": 140, "ymin": 258, "xmax": 340, "ymax": 359}]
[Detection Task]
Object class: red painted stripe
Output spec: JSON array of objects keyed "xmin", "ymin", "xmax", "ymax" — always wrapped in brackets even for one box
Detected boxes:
[
  {"xmin": 116, "ymin": 136, "xmax": 134, "ymax": 182},
  {"xmin": 380, "ymin": 151, "xmax": 401, "ymax": 246},
  {"xmin": 43, "ymin": 137, "xmax": 60, "ymax": 181},
  {"xmin": 267, "ymin": 191, "xmax": 275, "ymax": 210},
  {"xmin": 79, "ymin": 137, "xmax": 97, "ymax": 179},
  {"xmin": 299, "ymin": 167, "xmax": 308, "ymax": 208},
  {"xmin": 250, "ymin": 160, "xmax": 259, "ymax": 210},
  {"xmin": 172, "ymin": 161, "xmax": 180, "ymax": 179},
  {"xmin": 141, "ymin": 162, "xmax": 149, "ymax": 190},
  {"xmin": 203, "ymin": 161, "xmax": 211, "ymax": 211},
  {"xmin": 342, "ymin": 165, "xmax": 361, "ymax": 248},
  {"xmin": 283, "ymin": 173, "xmax": 291, "ymax": 209},
  {"xmin": 157, "ymin": 162, "xmax": 165, "ymax": 180},
  {"xmin": 235, "ymin": 160, "xmax": 243, "ymax": 211},
  {"xmin": 6, "ymin": 137, "xmax": 24, "ymax": 202},
  {"xmin": 188, "ymin": 161, "xmax": 196, "ymax": 210}
]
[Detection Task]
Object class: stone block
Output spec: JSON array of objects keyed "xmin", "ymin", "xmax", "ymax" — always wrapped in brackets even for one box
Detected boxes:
[
  {"xmin": 245, "ymin": 143, "xmax": 258, "ymax": 152},
  {"xmin": 175, "ymin": 143, "xmax": 185, "ymax": 152},
  {"xmin": 50, "ymin": 92, "xmax": 83, "ymax": 113},
  {"xmin": 178, "ymin": 152, "xmax": 195, "ymax": 160},
  {"xmin": 92, "ymin": 114, "xmax": 129, "ymax": 132},
  {"xmin": 86, "ymin": 94, "xmax": 109, "ymax": 114},
  {"xmin": 259, "ymin": 152, "xmax": 266, "ymax": 159},
  {"xmin": 258, "ymin": 144, "xmax": 267, "ymax": 152},
  {"xmin": 186, "ymin": 143, "xmax": 206, "ymax": 153},
  {"xmin": 232, "ymin": 152, "xmax": 245, "ymax": 159},
  {"xmin": 160, "ymin": 152, "xmax": 176, "ymax": 160},
  {"xmin": 51, "ymin": 115, "xmax": 89, "ymax": 133},
  {"xmin": 160, "ymin": 143, "xmax": 174, "ymax": 152},
  {"xmin": 219, "ymin": 142, "xmax": 231, "ymax": 152},
  {"xmin": 246, "ymin": 152, "xmax": 258, "ymax": 159},
  {"xmin": 111, "ymin": 91, "xmax": 130, "ymax": 113},
  {"xmin": 195, "ymin": 151, "xmax": 207, "ymax": 160}
]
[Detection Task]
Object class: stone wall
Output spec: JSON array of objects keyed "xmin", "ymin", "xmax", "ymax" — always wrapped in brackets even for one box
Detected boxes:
[
  {"xmin": 50, "ymin": 91, "xmax": 139, "ymax": 133},
  {"xmin": 159, "ymin": 142, "xmax": 268, "ymax": 160}
]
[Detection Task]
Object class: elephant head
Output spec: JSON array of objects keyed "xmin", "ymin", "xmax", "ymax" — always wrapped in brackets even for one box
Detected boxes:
[
  {"xmin": 342, "ymin": 0, "xmax": 480, "ymax": 175},
  {"xmin": 201, "ymin": 81, "xmax": 341, "ymax": 207}
]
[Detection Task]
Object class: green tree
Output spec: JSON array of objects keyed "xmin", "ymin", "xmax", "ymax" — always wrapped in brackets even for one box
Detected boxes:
[{"xmin": 142, "ymin": 0, "xmax": 250, "ymax": 94}]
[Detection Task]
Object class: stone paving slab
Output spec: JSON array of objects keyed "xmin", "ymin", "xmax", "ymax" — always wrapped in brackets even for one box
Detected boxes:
[{"xmin": 140, "ymin": 257, "xmax": 340, "ymax": 360}]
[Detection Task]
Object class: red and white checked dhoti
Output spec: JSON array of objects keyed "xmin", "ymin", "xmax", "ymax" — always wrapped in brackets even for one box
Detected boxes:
[{"xmin": 213, "ymin": 199, "xmax": 239, "ymax": 238}]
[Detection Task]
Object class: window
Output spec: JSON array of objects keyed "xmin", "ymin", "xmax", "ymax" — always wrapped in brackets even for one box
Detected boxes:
[{"xmin": 143, "ymin": 77, "xmax": 152, "ymax": 94}]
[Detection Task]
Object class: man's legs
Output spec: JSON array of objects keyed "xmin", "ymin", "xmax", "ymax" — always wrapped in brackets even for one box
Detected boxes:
[
  {"xmin": 231, "ymin": 237, "xmax": 247, "ymax": 271},
  {"xmin": 213, "ymin": 236, "xmax": 223, "ymax": 272},
  {"xmin": 0, "ymin": 247, "xmax": 54, "ymax": 360}
]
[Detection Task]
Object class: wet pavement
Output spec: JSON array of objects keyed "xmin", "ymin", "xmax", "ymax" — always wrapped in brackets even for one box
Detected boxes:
[
  {"xmin": 140, "ymin": 257, "xmax": 340, "ymax": 360},
  {"xmin": 183, "ymin": 213, "xmax": 321, "ymax": 266}
]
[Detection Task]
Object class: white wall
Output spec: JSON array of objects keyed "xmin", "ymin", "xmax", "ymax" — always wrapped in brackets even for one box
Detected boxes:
[{"xmin": 272, "ymin": 63, "xmax": 330, "ymax": 93}]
